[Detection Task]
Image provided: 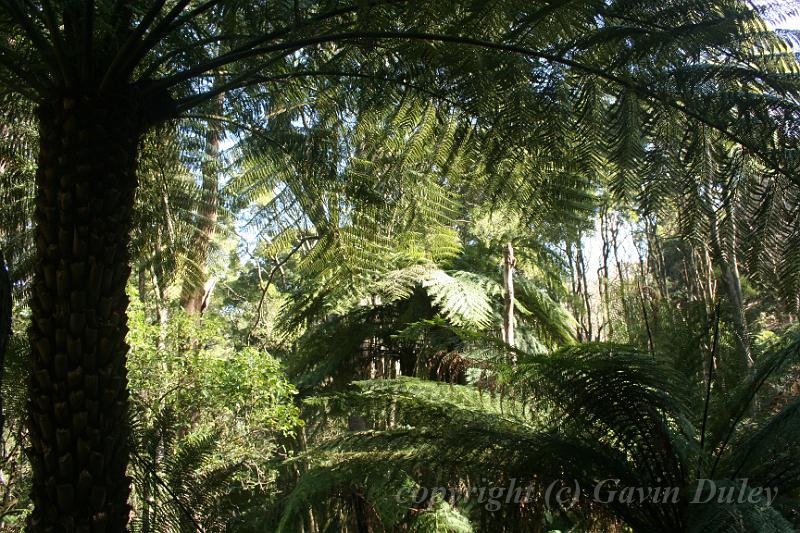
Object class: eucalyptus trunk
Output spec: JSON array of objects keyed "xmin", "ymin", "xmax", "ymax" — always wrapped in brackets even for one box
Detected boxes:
[
  {"xmin": 722, "ymin": 201, "xmax": 752, "ymax": 369},
  {"xmin": 708, "ymin": 196, "xmax": 752, "ymax": 369},
  {"xmin": 180, "ymin": 93, "xmax": 223, "ymax": 315},
  {"xmin": 26, "ymin": 96, "xmax": 143, "ymax": 532},
  {"xmin": 502, "ymin": 242, "xmax": 516, "ymax": 348}
]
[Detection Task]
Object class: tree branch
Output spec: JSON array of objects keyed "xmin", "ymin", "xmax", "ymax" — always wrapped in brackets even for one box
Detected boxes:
[
  {"xmin": 247, "ymin": 235, "xmax": 317, "ymax": 343},
  {"xmin": 175, "ymin": 68, "xmax": 458, "ymax": 112}
]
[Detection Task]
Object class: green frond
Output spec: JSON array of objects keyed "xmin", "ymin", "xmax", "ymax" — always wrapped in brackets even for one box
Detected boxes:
[
  {"xmin": 422, "ymin": 270, "xmax": 499, "ymax": 329},
  {"xmin": 409, "ymin": 495, "xmax": 473, "ymax": 533},
  {"xmin": 705, "ymin": 332, "xmax": 800, "ymax": 461},
  {"xmin": 285, "ymin": 334, "xmax": 800, "ymax": 530}
]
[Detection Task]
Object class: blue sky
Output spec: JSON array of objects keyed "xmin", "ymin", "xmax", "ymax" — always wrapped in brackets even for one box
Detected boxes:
[{"xmin": 766, "ymin": 4, "xmax": 800, "ymax": 30}]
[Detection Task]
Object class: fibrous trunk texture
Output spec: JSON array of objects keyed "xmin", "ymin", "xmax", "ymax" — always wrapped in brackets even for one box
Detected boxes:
[{"xmin": 27, "ymin": 96, "xmax": 142, "ymax": 532}]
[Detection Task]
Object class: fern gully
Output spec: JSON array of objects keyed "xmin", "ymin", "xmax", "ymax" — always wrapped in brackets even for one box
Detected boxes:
[{"xmin": 2, "ymin": 1, "xmax": 799, "ymax": 530}]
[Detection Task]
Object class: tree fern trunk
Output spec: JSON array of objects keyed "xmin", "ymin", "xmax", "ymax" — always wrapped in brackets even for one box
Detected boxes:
[{"xmin": 27, "ymin": 97, "xmax": 143, "ymax": 532}]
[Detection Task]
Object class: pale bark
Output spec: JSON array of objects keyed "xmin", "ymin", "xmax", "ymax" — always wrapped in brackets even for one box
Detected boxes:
[
  {"xmin": 503, "ymin": 242, "xmax": 516, "ymax": 348},
  {"xmin": 599, "ymin": 209, "xmax": 613, "ymax": 339},
  {"xmin": 181, "ymin": 93, "xmax": 223, "ymax": 315},
  {"xmin": 708, "ymin": 197, "xmax": 753, "ymax": 368}
]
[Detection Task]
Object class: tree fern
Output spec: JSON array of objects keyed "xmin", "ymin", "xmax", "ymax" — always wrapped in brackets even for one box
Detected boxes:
[
  {"xmin": 281, "ymin": 330, "xmax": 800, "ymax": 531},
  {"xmin": 129, "ymin": 407, "xmax": 240, "ymax": 533}
]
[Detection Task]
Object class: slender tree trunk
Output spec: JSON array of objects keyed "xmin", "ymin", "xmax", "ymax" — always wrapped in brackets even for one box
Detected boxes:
[
  {"xmin": 150, "ymin": 269, "xmax": 168, "ymax": 353},
  {"xmin": 681, "ymin": 249, "xmax": 698, "ymax": 305},
  {"xmin": 599, "ymin": 209, "xmax": 613, "ymax": 339},
  {"xmin": 720, "ymin": 257, "xmax": 751, "ymax": 367},
  {"xmin": 690, "ymin": 246, "xmax": 716, "ymax": 314},
  {"xmin": 137, "ymin": 267, "xmax": 147, "ymax": 304},
  {"xmin": 152, "ymin": 229, "xmax": 168, "ymax": 352},
  {"xmin": 180, "ymin": 94, "xmax": 223, "ymax": 315},
  {"xmin": 610, "ymin": 215, "xmax": 629, "ymax": 319},
  {"xmin": 575, "ymin": 239, "xmax": 593, "ymax": 341},
  {"xmin": 707, "ymin": 198, "xmax": 752, "ymax": 368},
  {"xmin": 27, "ymin": 97, "xmax": 143, "ymax": 532},
  {"xmin": 566, "ymin": 242, "xmax": 581, "ymax": 340},
  {"xmin": 636, "ymin": 252, "xmax": 655, "ymax": 355},
  {"xmin": 0, "ymin": 251, "xmax": 11, "ymax": 443},
  {"xmin": 294, "ymin": 426, "xmax": 319, "ymax": 533},
  {"xmin": 568, "ymin": 239, "xmax": 591, "ymax": 342},
  {"xmin": 503, "ymin": 243, "xmax": 516, "ymax": 349},
  {"xmin": 703, "ymin": 247, "xmax": 717, "ymax": 310},
  {"xmin": 722, "ymin": 200, "xmax": 752, "ymax": 368},
  {"xmin": 644, "ymin": 215, "xmax": 669, "ymax": 300}
]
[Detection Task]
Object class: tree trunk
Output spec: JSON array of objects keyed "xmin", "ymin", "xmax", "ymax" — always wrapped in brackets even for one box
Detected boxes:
[
  {"xmin": 610, "ymin": 215, "xmax": 629, "ymax": 322},
  {"xmin": 180, "ymin": 94, "xmax": 223, "ymax": 315},
  {"xmin": 707, "ymin": 197, "xmax": 752, "ymax": 369},
  {"xmin": 352, "ymin": 492, "xmax": 373, "ymax": 533},
  {"xmin": 599, "ymin": 209, "xmax": 613, "ymax": 339},
  {"xmin": 0, "ymin": 250, "xmax": 11, "ymax": 443},
  {"xmin": 575, "ymin": 239, "xmax": 593, "ymax": 341},
  {"xmin": 151, "ymin": 229, "xmax": 168, "ymax": 352},
  {"xmin": 722, "ymin": 200, "xmax": 752, "ymax": 369},
  {"xmin": 502, "ymin": 242, "xmax": 516, "ymax": 348},
  {"xmin": 26, "ymin": 97, "xmax": 143, "ymax": 532},
  {"xmin": 721, "ymin": 260, "xmax": 751, "ymax": 368},
  {"xmin": 636, "ymin": 251, "xmax": 655, "ymax": 355}
]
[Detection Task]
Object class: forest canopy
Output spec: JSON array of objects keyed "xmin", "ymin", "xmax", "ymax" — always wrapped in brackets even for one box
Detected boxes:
[{"xmin": 1, "ymin": 0, "xmax": 800, "ymax": 531}]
